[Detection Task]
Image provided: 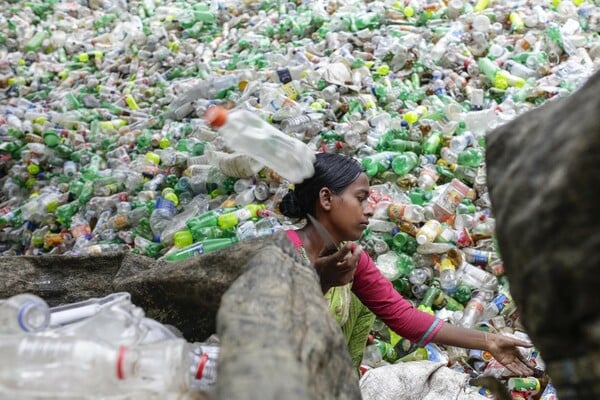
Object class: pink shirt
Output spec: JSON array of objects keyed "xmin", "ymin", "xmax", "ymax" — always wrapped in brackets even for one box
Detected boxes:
[{"xmin": 286, "ymin": 229, "xmax": 443, "ymax": 346}]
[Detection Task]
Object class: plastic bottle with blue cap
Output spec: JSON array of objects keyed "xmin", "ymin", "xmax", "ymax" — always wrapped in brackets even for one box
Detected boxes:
[{"xmin": 0, "ymin": 293, "xmax": 50, "ymax": 334}]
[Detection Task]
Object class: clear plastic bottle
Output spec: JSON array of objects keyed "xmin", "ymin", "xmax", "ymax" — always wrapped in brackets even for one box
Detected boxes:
[
  {"xmin": 432, "ymin": 179, "xmax": 472, "ymax": 222},
  {"xmin": 206, "ymin": 148, "xmax": 265, "ymax": 178},
  {"xmin": 459, "ymin": 290, "xmax": 488, "ymax": 329},
  {"xmin": 160, "ymin": 195, "xmax": 210, "ymax": 247},
  {"xmin": 253, "ymin": 181, "xmax": 271, "ymax": 202},
  {"xmin": 415, "ymin": 219, "xmax": 442, "ymax": 245},
  {"xmin": 375, "ymin": 251, "xmax": 402, "ymax": 281},
  {"xmin": 462, "ymin": 247, "xmax": 494, "ymax": 266},
  {"xmin": 165, "ymin": 75, "xmax": 239, "ymax": 118},
  {"xmin": 457, "ymin": 261, "xmax": 499, "ymax": 292},
  {"xmin": 449, "ymin": 131, "xmax": 475, "ymax": 153},
  {"xmin": 0, "ymin": 335, "xmax": 191, "ymax": 397},
  {"xmin": 149, "ymin": 196, "xmax": 176, "ymax": 242},
  {"xmin": 279, "ymin": 113, "xmax": 324, "ymax": 135},
  {"xmin": 440, "ymin": 146, "xmax": 459, "ymax": 164},
  {"xmin": 139, "ymin": 317, "xmax": 183, "ymax": 344},
  {"xmin": 51, "ymin": 296, "xmax": 149, "ymax": 346},
  {"xmin": 362, "ymin": 342, "xmax": 385, "ymax": 368},
  {"xmin": 387, "ymin": 203, "xmax": 425, "ymax": 224},
  {"xmin": 418, "ymin": 164, "xmax": 440, "ymax": 190},
  {"xmin": 49, "ymin": 292, "xmax": 131, "ymax": 327},
  {"xmin": 189, "ymin": 341, "xmax": 219, "ymax": 391},
  {"xmin": 408, "ymin": 266, "xmax": 433, "ymax": 286},
  {"xmin": 0, "ymin": 293, "xmax": 50, "ymax": 334},
  {"xmin": 439, "ymin": 257, "xmax": 458, "ymax": 294},
  {"xmin": 204, "ymin": 105, "xmax": 315, "ymax": 183}
]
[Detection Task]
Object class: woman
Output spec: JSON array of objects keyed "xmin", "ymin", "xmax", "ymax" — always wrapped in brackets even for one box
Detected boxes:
[{"xmin": 279, "ymin": 152, "xmax": 534, "ymax": 376}]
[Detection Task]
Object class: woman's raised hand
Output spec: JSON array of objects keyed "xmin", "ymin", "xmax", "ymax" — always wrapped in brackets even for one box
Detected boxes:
[{"xmin": 313, "ymin": 242, "xmax": 362, "ymax": 292}]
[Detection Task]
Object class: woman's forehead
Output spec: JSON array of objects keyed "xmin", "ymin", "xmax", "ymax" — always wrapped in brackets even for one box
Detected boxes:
[{"xmin": 345, "ymin": 173, "xmax": 370, "ymax": 192}]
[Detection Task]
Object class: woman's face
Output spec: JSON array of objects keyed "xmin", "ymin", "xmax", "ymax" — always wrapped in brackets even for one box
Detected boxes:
[{"xmin": 327, "ymin": 173, "xmax": 373, "ymax": 242}]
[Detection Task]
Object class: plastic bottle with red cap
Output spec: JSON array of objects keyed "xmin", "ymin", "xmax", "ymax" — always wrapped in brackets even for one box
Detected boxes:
[
  {"xmin": 0, "ymin": 335, "xmax": 191, "ymax": 397},
  {"xmin": 204, "ymin": 105, "xmax": 315, "ymax": 183},
  {"xmin": 189, "ymin": 341, "xmax": 219, "ymax": 391}
]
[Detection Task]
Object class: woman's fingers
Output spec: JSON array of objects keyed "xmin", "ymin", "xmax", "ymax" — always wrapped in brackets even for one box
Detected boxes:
[
  {"xmin": 510, "ymin": 337, "xmax": 533, "ymax": 348},
  {"xmin": 314, "ymin": 243, "xmax": 362, "ymax": 286},
  {"xmin": 319, "ymin": 242, "xmax": 349, "ymax": 259},
  {"xmin": 504, "ymin": 357, "xmax": 532, "ymax": 376}
]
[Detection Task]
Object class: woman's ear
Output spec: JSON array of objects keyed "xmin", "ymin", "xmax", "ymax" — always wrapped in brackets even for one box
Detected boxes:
[{"xmin": 318, "ymin": 188, "xmax": 334, "ymax": 211}]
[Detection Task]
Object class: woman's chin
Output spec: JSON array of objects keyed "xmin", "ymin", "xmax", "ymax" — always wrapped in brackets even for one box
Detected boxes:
[{"xmin": 351, "ymin": 226, "xmax": 368, "ymax": 241}]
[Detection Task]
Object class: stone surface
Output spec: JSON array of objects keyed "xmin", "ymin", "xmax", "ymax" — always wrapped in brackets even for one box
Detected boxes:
[
  {"xmin": 216, "ymin": 235, "xmax": 360, "ymax": 400},
  {"xmin": 486, "ymin": 69, "xmax": 600, "ymax": 399},
  {"xmin": 0, "ymin": 231, "xmax": 360, "ymax": 400}
]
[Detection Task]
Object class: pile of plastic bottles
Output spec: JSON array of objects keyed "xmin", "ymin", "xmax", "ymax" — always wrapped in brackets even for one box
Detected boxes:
[
  {"xmin": 0, "ymin": 291, "xmax": 219, "ymax": 398},
  {"xmin": 1, "ymin": 0, "xmax": 599, "ymax": 397}
]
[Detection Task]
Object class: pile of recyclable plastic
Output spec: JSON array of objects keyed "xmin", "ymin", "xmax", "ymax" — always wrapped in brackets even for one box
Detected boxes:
[
  {"xmin": 1, "ymin": 0, "xmax": 599, "ymax": 397},
  {"xmin": 0, "ymin": 292, "xmax": 219, "ymax": 398}
]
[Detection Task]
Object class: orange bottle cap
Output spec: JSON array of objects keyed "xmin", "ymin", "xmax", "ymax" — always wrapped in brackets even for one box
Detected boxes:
[{"xmin": 205, "ymin": 105, "xmax": 228, "ymax": 128}]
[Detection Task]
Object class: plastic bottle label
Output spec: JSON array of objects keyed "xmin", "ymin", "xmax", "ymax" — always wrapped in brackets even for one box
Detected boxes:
[{"xmin": 434, "ymin": 180, "xmax": 470, "ymax": 221}]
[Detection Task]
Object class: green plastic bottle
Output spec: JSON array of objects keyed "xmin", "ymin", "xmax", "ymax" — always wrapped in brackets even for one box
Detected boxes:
[
  {"xmin": 134, "ymin": 236, "xmax": 164, "ymax": 258},
  {"xmin": 186, "ymin": 208, "xmax": 237, "ymax": 232},
  {"xmin": 55, "ymin": 201, "xmax": 79, "ymax": 227},
  {"xmin": 433, "ymin": 292, "xmax": 464, "ymax": 311},
  {"xmin": 391, "ymin": 232, "xmax": 409, "ymax": 252},
  {"xmin": 422, "ymin": 131, "xmax": 443, "ymax": 155},
  {"xmin": 419, "ymin": 285, "xmax": 441, "ymax": 308},
  {"xmin": 391, "ymin": 152, "xmax": 419, "ymax": 175},
  {"xmin": 457, "ymin": 148, "xmax": 483, "ymax": 167},
  {"xmin": 165, "ymin": 237, "xmax": 239, "ymax": 262},
  {"xmin": 189, "ymin": 226, "xmax": 237, "ymax": 241},
  {"xmin": 361, "ymin": 152, "xmax": 399, "ymax": 178},
  {"xmin": 25, "ymin": 30, "xmax": 47, "ymax": 52},
  {"xmin": 382, "ymin": 139, "xmax": 422, "ymax": 154},
  {"xmin": 392, "ymin": 277, "xmax": 411, "ymax": 296},
  {"xmin": 453, "ymin": 284, "xmax": 473, "ymax": 305},
  {"xmin": 374, "ymin": 338, "xmax": 398, "ymax": 363},
  {"xmin": 395, "ymin": 252, "xmax": 415, "ymax": 278},
  {"xmin": 397, "ymin": 347, "xmax": 428, "ymax": 362}
]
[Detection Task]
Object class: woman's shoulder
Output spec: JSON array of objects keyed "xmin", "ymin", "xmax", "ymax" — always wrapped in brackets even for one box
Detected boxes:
[{"xmin": 284, "ymin": 229, "xmax": 302, "ymax": 247}]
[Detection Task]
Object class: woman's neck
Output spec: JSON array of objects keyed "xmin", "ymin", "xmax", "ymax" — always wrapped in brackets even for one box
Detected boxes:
[{"xmin": 297, "ymin": 224, "xmax": 328, "ymax": 263}]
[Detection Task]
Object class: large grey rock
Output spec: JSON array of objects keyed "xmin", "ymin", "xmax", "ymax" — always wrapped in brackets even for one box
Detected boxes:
[
  {"xmin": 216, "ymin": 235, "xmax": 360, "ymax": 400},
  {"xmin": 0, "ymin": 231, "xmax": 360, "ymax": 400},
  {"xmin": 486, "ymin": 69, "xmax": 600, "ymax": 399}
]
